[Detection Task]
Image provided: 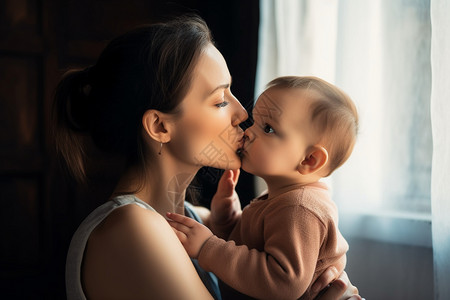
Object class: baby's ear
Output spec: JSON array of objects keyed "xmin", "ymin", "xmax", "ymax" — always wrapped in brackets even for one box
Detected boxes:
[
  {"xmin": 297, "ymin": 146, "xmax": 329, "ymax": 175},
  {"xmin": 142, "ymin": 109, "xmax": 172, "ymax": 143}
]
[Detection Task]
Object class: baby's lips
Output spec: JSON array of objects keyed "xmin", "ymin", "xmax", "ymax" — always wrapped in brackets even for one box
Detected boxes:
[{"xmin": 236, "ymin": 134, "xmax": 248, "ymax": 157}]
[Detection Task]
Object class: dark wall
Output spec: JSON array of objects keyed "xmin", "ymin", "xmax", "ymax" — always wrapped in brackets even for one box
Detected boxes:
[{"xmin": 0, "ymin": 1, "xmax": 259, "ymax": 298}]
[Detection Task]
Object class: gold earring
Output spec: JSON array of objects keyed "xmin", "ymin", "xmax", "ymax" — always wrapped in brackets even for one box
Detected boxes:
[{"xmin": 158, "ymin": 142, "xmax": 163, "ymax": 155}]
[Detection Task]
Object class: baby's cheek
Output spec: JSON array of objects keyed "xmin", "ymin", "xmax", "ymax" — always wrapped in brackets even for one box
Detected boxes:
[{"xmin": 256, "ymin": 147, "xmax": 275, "ymax": 169}]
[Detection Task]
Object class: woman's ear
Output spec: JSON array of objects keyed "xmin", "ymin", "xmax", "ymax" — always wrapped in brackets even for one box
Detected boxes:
[
  {"xmin": 297, "ymin": 146, "xmax": 329, "ymax": 175},
  {"xmin": 142, "ymin": 109, "xmax": 172, "ymax": 143}
]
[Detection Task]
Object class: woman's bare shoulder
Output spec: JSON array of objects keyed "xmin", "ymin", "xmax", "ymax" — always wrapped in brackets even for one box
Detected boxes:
[
  {"xmin": 87, "ymin": 203, "xmax": 175, "ymax": 262},
  {"xmin": 98, "ymin": 202, "xmax": 165, "ymax": 233},
  {"xmin": 83, "ymin": 204, "xmax": 205, "ymax": 299}
]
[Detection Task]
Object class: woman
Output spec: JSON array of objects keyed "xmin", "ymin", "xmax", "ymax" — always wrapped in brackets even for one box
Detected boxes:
[{"xmin": 54, "ymin": 15, "xmax": 360, "ymax": 300}]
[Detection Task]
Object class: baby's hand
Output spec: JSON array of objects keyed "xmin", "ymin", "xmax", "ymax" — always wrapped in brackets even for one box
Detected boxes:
[
  {"xmin": 210, "ymin": 169, "xmax": 242, "ymax": 237},
  {"xmin": 166, "ymin": 212, "xmax": 213, "ymax": 258}
]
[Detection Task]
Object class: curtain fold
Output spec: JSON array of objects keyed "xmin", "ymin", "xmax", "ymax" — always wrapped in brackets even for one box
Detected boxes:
[
  {"xmin": 255, "ymin": 0, "xmax": 338, "ymax": 97},
  {"xmin": 430, "ymin": 0, "xmax": 450, "ymax": 299}
]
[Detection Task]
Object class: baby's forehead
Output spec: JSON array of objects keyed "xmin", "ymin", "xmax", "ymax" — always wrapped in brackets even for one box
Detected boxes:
[
  {"xmin": 252, "ymin": 92, "xmax": 283, "ymax": 117},
  {"xmin": 254, "ymin": 88, "xmax": 319, "ymax": 129},
  {"xmin": 254, "ymin": 87, "xmax": 319, "ymax": 113}
]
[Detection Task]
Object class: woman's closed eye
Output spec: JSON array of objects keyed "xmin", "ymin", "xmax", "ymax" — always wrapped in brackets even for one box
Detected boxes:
[{"xmin": 215, "ymin": 98, "xmax": 229, "ymax": 108}]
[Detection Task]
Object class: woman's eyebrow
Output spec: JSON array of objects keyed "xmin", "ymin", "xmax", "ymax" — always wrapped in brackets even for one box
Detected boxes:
[
  {"xmin": 208, "ymin": 77, "xmax": 232, "ymax": 95},
  {"xmin": 209, "ymin": 83, "xmax": 230, "ymax": 95}
]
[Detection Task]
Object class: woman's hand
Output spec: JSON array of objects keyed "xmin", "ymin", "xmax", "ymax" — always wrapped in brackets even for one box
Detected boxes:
[{"xmin": 312, "ymin": 268, "xmax": 361, "ymax": 300}]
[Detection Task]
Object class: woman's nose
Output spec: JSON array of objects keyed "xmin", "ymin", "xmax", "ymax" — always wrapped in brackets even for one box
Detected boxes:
[{"xmin": 230, "ymin": 94, "xmax": 249, "ymax": 127}]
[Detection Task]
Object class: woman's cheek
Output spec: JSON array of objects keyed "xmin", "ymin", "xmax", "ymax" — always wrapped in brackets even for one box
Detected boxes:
[{"xmin": 190, "ymin": 131, "xmax": 241, "ymax": 169}]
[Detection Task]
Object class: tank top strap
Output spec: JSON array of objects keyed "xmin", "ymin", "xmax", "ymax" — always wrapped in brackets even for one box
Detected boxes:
[{"xmin": 112, "ymin": 194, "xmax": 156, "ymax": 211}]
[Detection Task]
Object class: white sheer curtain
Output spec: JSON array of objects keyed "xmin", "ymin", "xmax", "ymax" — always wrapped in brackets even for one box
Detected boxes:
[
  {"xmin": 255, "ymin": 0, "xmax": 338, "ymax": 94},
  {"xmin": 257, "ymin": 0, "xmax": 449, "ymax": 298},
  {"xmin": 431, "ymin": 0, "xmax": 450, "ymax": 299},
  {"xmin": 256, "ymin": 0, "xmax": 432, "ymax": 215}
]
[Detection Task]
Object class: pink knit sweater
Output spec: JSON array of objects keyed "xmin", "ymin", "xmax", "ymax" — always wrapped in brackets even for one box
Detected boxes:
[{"xmin": 198, "ymin": 182, "xmax": 348, "ymax": 300}]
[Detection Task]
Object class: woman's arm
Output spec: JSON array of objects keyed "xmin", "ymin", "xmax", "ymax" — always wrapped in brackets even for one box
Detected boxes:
[{"xmin": 82, "ymin": 204, "xmax": 213, "ymax": 300}]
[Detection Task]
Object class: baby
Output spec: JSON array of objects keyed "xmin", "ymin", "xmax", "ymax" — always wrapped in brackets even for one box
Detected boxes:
[{"xmin": 167, "ymin": 76, "xmax": 359, "ymax": 300}]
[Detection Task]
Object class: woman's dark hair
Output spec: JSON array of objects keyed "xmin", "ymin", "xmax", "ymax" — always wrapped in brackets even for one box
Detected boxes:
[{"xmin": 53, "ymin": 15, "xmax": 213, "ymax": 183}]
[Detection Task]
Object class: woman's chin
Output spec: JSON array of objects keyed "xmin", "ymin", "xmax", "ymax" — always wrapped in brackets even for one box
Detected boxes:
[
  {"xmin": 210, "ymin": 156, "xmax": 242, "ymax": 170},
  {"xmin": 227, "ymin": 159, "xmax": 242, "ymax": 170},
  {"xmin": 239, "ymin": 153, "xmax": 251, "ymax": 172}
]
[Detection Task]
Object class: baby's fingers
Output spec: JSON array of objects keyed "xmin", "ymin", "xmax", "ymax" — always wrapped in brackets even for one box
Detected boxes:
[
  {"xmin": 231, "ymin": 168, "xmax": 240, "ymax": 185},
  {"xmin": 167, "ymin": 219, "xmax": 190, "ymax": 233},
  {"xmin": 166, "ymin": 212, "xmax": 196, "ymax": 226},
  {"xmin": 169, "ymin": 225, "xmax": 188, "ymax": 243},
  {"xmin": 217, "ymin": 170, "xmax": 235, "ymax": 197}
]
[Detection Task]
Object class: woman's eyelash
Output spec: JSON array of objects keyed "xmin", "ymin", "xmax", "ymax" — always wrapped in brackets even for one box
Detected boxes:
[{"xmin": 216, "ymin": 100, "xmax": 229, "ymax": 107}]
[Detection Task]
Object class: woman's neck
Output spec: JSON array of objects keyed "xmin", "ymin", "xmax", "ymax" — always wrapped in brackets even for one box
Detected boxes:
[{"xmin": 114, "ymin": 158, "xmax": 199, "ymax": 216}]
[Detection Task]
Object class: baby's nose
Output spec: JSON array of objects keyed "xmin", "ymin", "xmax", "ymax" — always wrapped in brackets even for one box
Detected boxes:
[{"xmin": 244, "ymin": 126, "xmax": 255, "ymax": 142}]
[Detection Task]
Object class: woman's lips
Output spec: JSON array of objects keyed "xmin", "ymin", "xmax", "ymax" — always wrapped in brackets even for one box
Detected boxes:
[{"xmin": 236, "ymin": 134, "xmax": 248, "ymax": 158}]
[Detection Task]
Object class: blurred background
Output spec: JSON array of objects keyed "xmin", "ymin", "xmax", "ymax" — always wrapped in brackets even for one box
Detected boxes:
[
  {"xmin": 1, "ymin": 0, "xmax": 447, "ymax": 299},
  {"xmin": 0, "ymin": 0, "xmax": 258, "ymax": 298}
]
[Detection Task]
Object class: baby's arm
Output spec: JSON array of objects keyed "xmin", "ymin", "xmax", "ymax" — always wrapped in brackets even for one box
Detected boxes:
[
  {"xmin": 167, "ymin": 212, "xmax": 214, "ymax": 258},
  {"xmin": 198, "ymin": 205, "xmax": 322, "ymax": 299},
  {"xmin": 167, "ymin": 209, "xmax": 358, "ymax": 300},
  {"xmin": 206, "ymin": 169, "xmax": 242, "ymax": 238},
  {"xmin": 190, "ymin": 169, "xmax": 241, "ymax": 236}
]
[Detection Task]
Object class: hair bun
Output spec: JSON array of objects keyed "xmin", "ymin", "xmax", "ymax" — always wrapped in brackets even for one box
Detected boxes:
[{"xmin": 63, "ymin": 67, "xmax": 94, "ymax": 132}]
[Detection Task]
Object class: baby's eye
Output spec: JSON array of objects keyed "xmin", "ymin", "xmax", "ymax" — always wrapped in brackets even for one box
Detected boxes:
[
  {"xmin": 215, "ymin": 100, "xmax": 229, "ymax": 108},
  {"xmin": 263, "ymin": 124, "xmax": 275, "ymax": 134}
]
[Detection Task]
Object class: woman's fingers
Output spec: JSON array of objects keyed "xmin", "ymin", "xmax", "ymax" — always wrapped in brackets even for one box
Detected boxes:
[
  {"xmin": 316, "ymin": 278, "xmax": 347, "ymax": 300},
  {"xmin": 333, "ymin": 278, "xmax": 361, "ymax": 300},
  {"xmin": 337, "ymin": 271, "xmax": 360, "ymax": 300},
  {"xmin": 311, "ymin": 266, "xmax": 339, "ymax": 295},
  {"xmin": 314, "ymin": 271, "xmax": 362, "ymax": 300}
]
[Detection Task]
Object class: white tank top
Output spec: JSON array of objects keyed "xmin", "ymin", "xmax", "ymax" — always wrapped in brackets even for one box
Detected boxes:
[
  {"xmin": 65, "ymin": 195, "xmax": 221, "ymax": 299},
  {"xmin": 65, "ymin": 195, "xmax": 155, "ymax": 300}
]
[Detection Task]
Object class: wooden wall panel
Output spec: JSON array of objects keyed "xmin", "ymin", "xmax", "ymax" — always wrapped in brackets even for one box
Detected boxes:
[
  {"xmin": 56, "ymin": 0, "xmax": 186, "ymax": 64},
  {"xmin": 0, "ymin": 56, "xmax": 41, "ymax": 172},
  {"xmin": 0, "ymin": 177, "xmax": 40, "ymax": 267},
  {"xmin": 0, "ymin": 0, "xmax": 39, "ymax": 34},
  {"xmin": 0, "ymin": 0, "xmax": 45, "ymax": 298},
  {"xmin": 0, "ymin": 176, "xmax": 43, "ymax": 299},
  {"xmin": 0, "ymin": 0, "xmax": 42, "ymax": 54}
]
